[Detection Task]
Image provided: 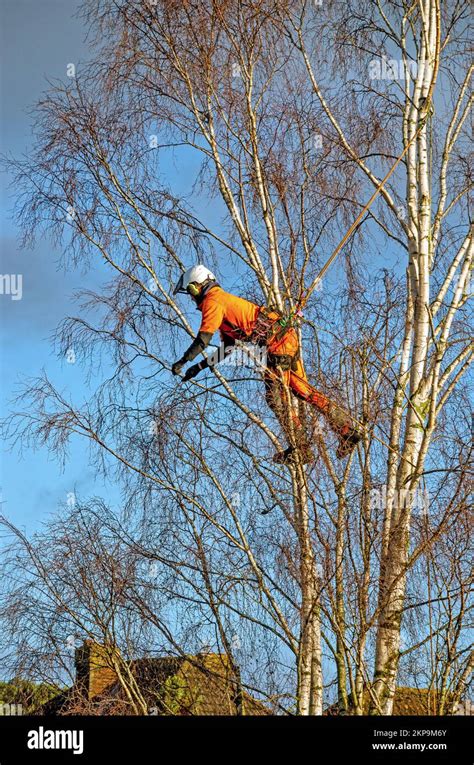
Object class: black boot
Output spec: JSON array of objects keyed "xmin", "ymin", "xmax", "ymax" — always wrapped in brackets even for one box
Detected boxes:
[
  {"xmin": 273, "ymin": 444, "xmax": 314, "ymax": 465},
  {"xmin": 336, "ymin": 429, "xmax": 362, "ymax": 459}
]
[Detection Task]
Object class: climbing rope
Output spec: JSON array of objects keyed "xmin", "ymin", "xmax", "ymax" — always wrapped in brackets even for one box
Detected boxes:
[
  {"xmin": 270, "ymin": 105, "xmax": 435, "ymax": 336},
  {"xmin": 300, "ymin": 110, "xmax": 432, "ymax": 309}
]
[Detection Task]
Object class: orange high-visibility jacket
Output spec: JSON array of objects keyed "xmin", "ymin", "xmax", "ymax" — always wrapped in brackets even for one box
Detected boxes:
[
  {"xmin": 198, "ymin": 285, "xmax": 260, "ymax": 340},
  {"xmin": 198, "ymin": 285, "xmax": 300, "ymax": 358}
]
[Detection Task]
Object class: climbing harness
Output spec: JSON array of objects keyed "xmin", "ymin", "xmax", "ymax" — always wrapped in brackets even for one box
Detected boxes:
[{"xmin": 248, "ymin": 306, "xmax": 284, "ymax": 345}]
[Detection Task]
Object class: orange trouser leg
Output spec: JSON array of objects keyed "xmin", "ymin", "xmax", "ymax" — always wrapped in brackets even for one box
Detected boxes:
[
  {"xmin": 288, "ymin": 358, "xmax": 351, "ymax": 436},
  {"xmin": 288, "ymin": 359, "xmax": 330, "ymax": 411},
  {"xmin": 264, "ymin": 369, "xmax": 309, "ymax": 448}
]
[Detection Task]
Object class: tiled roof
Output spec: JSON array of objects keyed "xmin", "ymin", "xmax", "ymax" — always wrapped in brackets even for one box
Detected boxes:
[
  {"xmin": 324, "ymin": 686, "xmax": 457, "ymax": 715},
  {"xmin": 40, "ymin": 650, "xmax": 270, "ymax": 716}
]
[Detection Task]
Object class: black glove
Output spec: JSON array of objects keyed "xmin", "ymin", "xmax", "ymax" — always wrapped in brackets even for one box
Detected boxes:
[
  {"xmin": 182, "ymin": 363, "xmax": 202, "ymax": 382},
  {"xmin": 171, "ymin": 360, "xmax": 184, "ymax": 376}
]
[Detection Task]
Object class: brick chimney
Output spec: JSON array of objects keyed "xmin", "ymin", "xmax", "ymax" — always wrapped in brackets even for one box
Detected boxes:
[{"xmin": 74, "ymin": 640, "xmax": 119, "ymax": 700}]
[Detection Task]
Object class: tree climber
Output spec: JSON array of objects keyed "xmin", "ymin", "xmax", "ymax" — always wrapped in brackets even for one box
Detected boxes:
[{"xmin": 171, "ymin": 265, "xmax": 363, "ymax": 462}]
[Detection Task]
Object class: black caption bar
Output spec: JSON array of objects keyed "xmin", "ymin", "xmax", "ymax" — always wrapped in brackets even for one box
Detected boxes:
[{"xmin": 0, "ymin": 714, "xmax": 471, "ymax": 763}]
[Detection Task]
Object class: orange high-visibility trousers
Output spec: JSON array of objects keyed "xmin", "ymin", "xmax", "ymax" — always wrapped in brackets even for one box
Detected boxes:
[{"xmin": 265, "ymin": 328, "xmax": 351, "ymax": 438}]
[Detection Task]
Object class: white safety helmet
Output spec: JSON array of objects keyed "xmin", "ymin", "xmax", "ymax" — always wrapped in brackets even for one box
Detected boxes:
[{"xmin": 173, "ymin": 264, "xmax": 216, "ymax": 296}]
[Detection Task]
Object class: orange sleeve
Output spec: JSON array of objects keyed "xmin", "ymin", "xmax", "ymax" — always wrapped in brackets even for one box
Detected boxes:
[{"xmin": 199, "ymin": 296, "xmax": 225, "ymax": 335}]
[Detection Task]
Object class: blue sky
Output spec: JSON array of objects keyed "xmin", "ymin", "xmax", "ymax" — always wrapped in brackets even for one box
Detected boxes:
[
  {"xmin": 0, "ymin": 0, "xmax": 360, "ymax": 535},
  {"xmin": 0, "ymin": 1, "xmax": 449, "ymax": 538},
  {"xmin": 0, "ymin": 0, "xmax": 126, "ymax": 533},
  {"xmin": 0, "ymin": 0, "xmax": 244, "ymax": 536}
]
